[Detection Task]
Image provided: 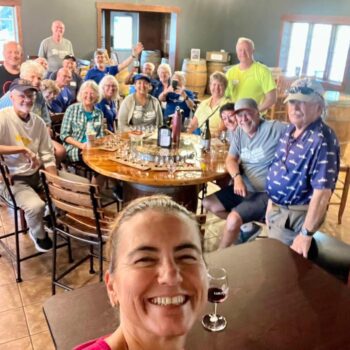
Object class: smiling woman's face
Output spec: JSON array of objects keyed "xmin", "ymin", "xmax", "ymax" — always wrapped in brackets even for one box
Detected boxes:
[{"xmin": 105, "ymin": 209, "xmax": 208, "ymax": 340}]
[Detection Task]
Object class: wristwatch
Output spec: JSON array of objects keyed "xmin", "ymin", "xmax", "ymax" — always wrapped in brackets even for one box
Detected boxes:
[
  {"xmin": 300, "ymin": 227, "xmax": 314, "ymax": 236},
  {"xmin": 231, "ymin": 172, "xmax": 241, "ymax": 179}
]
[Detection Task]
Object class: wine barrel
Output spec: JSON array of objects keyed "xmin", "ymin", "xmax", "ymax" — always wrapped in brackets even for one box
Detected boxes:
[
  {"xmin": 181, "ymin": 59, "xmax": 207, "ymax": 97},
  {"xmin": 206, "ymin": 61, "xmax": 227, "ymax": 94},
  {"xmin": 140, "ymin": 50, "xmax": 162, "ymax": 76}
]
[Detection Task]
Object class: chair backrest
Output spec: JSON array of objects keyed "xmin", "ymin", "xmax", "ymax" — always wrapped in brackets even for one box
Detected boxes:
[
  {"xmin": 50, "ymin": 113, "xmax": 65, "ymax": 139},
  {"xmin": 276, "ymin": 75, "xmax": 298, "ymax": 97},
  {"xmin": 40, "ymin": 170, "xmax": 115, "ymax": 240},
  {"xmin": 40, "ymin": 170, "xmax": 99, "ymax": 218}
]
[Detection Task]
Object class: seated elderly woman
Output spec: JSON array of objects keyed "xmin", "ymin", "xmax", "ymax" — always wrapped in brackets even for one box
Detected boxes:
[
  {"xmin": 85, "ymin": 43, "xmax": 143, "ymax": 84},
  {"xmin": 187, "ymin": 71, "xmax": 230, "ymax": 136},
  {"xmin": 74, "ymin": 195, "xmax": 208, "ymax": 350},
  {"xmin": 159, "ymin": 71, "xmax": 195, "ymax": 124},
  {"xmin": 60, "ymin": 80, "xmax": 104, "ymax": 172},
  {"xmin": 96, "ymin": 75, "xmax": 121, "ymax": 132},
  {"xmin": 41, "ymin": 79, "xmax": 60, "ymax": 113},
  {"xmin": 118, "ymin": 74, "xmax": 163, "ymax": 131}
]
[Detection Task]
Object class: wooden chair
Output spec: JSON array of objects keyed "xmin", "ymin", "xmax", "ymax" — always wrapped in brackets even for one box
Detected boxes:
[
  {"xmin": 268, "ymin": 75, "xmax": 298, "ymax": 121},
  {"xmin": 329, "ymin": 162, "xmax": 350, "ymax": 224},
  {"xmin": 0, "ymin": 160, "xmax": 37, "ymax": 282},
  {"xmin": 50, "ymin": 112, "xmax": 65, "ymax": 141},
  {"xmin": 40, "ymin": 170, "xmax": 117, "ymax": 294}
]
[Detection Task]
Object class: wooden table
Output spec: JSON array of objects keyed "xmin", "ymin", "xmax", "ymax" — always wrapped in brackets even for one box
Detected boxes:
[
  {"xmin": 83, "ymin": 135, "xmax": 228, "ymax": 211},
  {"xmin": 43, "ymin": 239, "xmax": 350, "ymax": 350}
]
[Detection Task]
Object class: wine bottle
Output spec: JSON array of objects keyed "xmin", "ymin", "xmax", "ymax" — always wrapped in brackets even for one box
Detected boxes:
[{"xmin": 201, "ymin": 119, "xmax": 211, "ymax": 152}]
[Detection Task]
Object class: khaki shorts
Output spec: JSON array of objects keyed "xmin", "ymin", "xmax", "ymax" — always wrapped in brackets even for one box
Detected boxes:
[{"xmin": 267, "ymin": 204, "xmax": 309, "ymax": 246}]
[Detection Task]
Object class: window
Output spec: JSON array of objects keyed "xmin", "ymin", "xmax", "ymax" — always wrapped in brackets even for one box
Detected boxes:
[
  {"xmin": 0, "ymin": 1, "xmax": 22, "ymax": 61},
  {"xmin": 279, "ymin": 15, "xmax": 350, "ymax": 90},
  {"xmin": 110, "ymin": 12, "xmax": 138, "ymax": 51}
]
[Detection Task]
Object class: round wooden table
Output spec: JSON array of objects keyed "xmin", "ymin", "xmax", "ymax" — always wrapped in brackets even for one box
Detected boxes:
[{"xmin": 83, "ymin": 134, "xmax": 228, "ymax": 211}]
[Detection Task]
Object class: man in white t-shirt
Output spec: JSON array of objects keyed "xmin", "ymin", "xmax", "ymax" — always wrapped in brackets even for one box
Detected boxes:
[
  {"xmin": 0, "ymin": 79, "xmax": 56, "ymax": 252},
  {"xmin": 38, "ymin": 20, "xmax": 74, "ymax": 75}
]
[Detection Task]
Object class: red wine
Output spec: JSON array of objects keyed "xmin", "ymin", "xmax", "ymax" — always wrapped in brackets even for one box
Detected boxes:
[{"xmin": 208, "ymin": 287, "xmax": 227, "ymax": 303}]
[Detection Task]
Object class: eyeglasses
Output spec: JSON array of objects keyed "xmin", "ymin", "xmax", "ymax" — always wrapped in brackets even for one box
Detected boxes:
[{"xmin": 14, "ymin": 92, "xmax": 37, "ymax": 101}]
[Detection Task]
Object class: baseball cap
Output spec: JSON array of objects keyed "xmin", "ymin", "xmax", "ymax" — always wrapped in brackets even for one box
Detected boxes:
[
  {"xmin": 63, "ymin": 54, "xmax": 76, "ymax": 62},
  {"xmin": 233, "ymin": 98, "xmax": 258, "ymax": 114},
  {"xmin": 9, "ymin": 78, "xmax": 38, "ymax": 93},
  {"xmin": 133, "ymin": 74, "xmax": 151, "ymax": 84},
  {"xmin": 284, "ymin": 78, "xmax": 324, "ymax": 103}
]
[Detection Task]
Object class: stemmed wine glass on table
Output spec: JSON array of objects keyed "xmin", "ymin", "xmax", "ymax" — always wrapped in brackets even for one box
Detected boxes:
[{"xmin": 202, "ymin": 267, "xmax": 229, "ymax": 332}]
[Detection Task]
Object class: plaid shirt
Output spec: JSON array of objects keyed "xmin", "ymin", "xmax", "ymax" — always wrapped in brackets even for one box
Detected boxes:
[{"xmin": 60, "ymin": 102, "xmax": 104, "ymax": 162}]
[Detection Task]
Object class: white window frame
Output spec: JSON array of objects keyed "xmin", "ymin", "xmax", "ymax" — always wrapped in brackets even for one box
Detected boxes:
[{"xmin": 278, "ymin": 15, "xmax": 350, "ymax": 91}]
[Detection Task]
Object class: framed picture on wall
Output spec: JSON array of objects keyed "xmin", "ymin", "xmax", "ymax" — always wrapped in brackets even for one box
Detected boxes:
[{"xmin": 191, "ymin": 48, "xmax": 201, "ymax": 61}]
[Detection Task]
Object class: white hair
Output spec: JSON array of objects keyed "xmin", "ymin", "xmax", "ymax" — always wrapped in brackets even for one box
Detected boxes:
[
  {"xmin": 20, "ymin": 60, "xmax": 45, "ymax": 79},
  {"xmin": 3, "ymin": 41, "xmax": 22, "ymax": 56},
  {"xmin": 157, "ymin": 63, "xmax": 172, "ymax": 76},
  {"xmin": 172, "ymin": 71, "xmax": 186, "ymax": 85},
  {"xmin": 77, "ymin": 80, "xmax": 101, "ymax": 104},
  {"xmin": 236, "ymin": 37, "xmax": 255, "ymax": 50},
  {"xmin": 99, "ymin": 75, "xmax": 120, "ymax": 101},
  {"xmin": 142, "ymin": 62, "xmax": 155, "ymax": 71}
]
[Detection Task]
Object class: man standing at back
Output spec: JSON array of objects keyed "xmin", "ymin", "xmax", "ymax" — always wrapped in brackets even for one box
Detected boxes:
[
  {"xmin": 0, "ymin": 41, "xmax": 22, "ymax": 97},
  {"xmin": 226, "ymin": 37, "xmax": 276, "ymax": 112},
  {"xmin": 38, "ymin": 20, "xmax": 74, "ymax": 75}
]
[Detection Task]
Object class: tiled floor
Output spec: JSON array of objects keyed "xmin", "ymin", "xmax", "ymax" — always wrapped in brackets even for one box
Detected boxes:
[{"xmin": 0, "ymin": 182, "xmax": 349, "ymax": 349}]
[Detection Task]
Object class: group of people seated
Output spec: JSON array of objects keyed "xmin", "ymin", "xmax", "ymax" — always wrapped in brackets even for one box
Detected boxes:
[{"xmin": 0, "ymin": 19, "xmax": 341, "ymax": 265}]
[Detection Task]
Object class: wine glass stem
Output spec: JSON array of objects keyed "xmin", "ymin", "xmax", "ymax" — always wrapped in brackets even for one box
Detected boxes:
[{"xmin": 214, "ymin": 302, "xmax": 218, "ymax": 318}]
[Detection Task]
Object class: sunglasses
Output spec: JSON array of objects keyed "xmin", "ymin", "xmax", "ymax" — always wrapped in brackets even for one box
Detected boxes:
[{"xmin": 286, "ymin": 85, "xmax": 324, "ymax": 97}]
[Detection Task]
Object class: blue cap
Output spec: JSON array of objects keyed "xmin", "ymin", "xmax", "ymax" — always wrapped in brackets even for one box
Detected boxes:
[{"xmin": 133, "ymin": 74, "xmax": 151, "ymax": 84}]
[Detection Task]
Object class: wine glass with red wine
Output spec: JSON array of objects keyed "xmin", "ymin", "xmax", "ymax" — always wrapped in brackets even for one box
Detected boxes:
[{"xmin": 202, "ymin": 267, "xmax": 228, "ymax": 332}]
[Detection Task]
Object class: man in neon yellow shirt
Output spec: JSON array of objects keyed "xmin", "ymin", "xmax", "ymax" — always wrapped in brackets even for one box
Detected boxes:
[{"xmin": 226, "ymin": 37, "xmax": 276, "ymax": 112}]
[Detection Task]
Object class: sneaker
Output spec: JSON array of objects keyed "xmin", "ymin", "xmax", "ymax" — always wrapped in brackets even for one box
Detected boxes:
[
  {"xmin": 28, "ymin": 230, "xmax": 53, "ymax": 252},
  {"xmin": 236, "ymin": 222, "xmax": 262, "ymax": 244}
]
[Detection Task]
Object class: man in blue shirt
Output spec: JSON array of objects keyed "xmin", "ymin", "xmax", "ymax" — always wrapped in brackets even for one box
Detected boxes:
[
  {"xmin": 50, "ymin": 67, "xmax": 74, "ymax": 113},
  {"xmin": 85, "ymin": 43, "xmax": 143, "ymax": 84},
  {"xmin": 266, "ymin": 78, "xmax": 340, "ymax": 258}
]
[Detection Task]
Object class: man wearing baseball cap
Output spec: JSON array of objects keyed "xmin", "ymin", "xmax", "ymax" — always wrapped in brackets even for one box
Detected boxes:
[
  {"xmin": 203, "ymin": 97, "xmax": 286, "ymax": 248},
  {"xmin": 266, "ymin": 78, "xmax": 340, "ymax": 258},
  {"xmin": 0, "ymin": 78, "xmax": 56, "ymax": 252}
]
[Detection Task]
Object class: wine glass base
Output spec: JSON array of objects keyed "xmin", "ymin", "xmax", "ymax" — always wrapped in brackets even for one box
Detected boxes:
[{"xmin": 202, "ymin": 314, "xmax": 227, "ymax": 332}]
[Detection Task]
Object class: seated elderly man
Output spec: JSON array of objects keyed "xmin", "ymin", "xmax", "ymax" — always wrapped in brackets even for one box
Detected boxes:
[
  {"xmin": 0, "ymin": 41, "xmax": 22, "ymax": 97},
  {"xmin": 0, "ymin": 61, "xmax": 66, "ymax": 165},
  {"xmin": 203, "ymin": 98, "xmax": 286, "ymax": 248},
  {"xmin": 266, "ymin": 78, "xmax": 340, "ymax": 258},
  {"xmin": 50, "ymin": 67, "xmax": 74, "ymax": 113},
  {"xmin": 85, "ymin": 43, "xmax": 143, "ymax": 84},
  {"xmin": 0, "ymin": 79, "xmax": 56, "ymax": 252},
  {"xmin": 49, "ymin": 55, "xmax": 82, "ymax": 100}
]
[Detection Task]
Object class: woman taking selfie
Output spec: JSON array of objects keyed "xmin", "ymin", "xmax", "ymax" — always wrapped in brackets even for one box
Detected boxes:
[{"xmin": 75, "ymin": 195, "xmax": 208, "ymax": 350}]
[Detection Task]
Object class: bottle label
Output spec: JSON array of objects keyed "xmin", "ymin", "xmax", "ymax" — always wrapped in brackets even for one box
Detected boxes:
[{"xmin": 201, "ymin": 139, "xmax": 210, "ymax": 150}]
